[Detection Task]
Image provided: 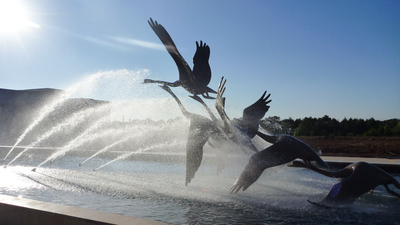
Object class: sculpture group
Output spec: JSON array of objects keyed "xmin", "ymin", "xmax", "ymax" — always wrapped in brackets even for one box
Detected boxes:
[{"xmin": 143, "ymin": 18, "xmax": 400, "ymax": 207}]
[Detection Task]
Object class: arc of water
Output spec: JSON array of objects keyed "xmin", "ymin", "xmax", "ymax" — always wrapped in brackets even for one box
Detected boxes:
[
  {"xmin": 6, "ymin": 105, "xmax": 110, "ymax": 167},
  {"xmin": 78, "ymin": 136, "xmax": 132, "ymax": 166},
  {"xmin": 4, "ymin": 92, "xmax": 68, "ymax": 160},
  {"xmin": 4, "ymin": 69, "xmax": 141, "ymax": 160},
  {"xmin": 34, "ymin": 116, "xmax": 115, "ymax": 169},
  {"xmin": 79, "ymin": 120, "xmax": 173, "ymax": 166},
  {"xmin": 34, "ymin": 110, "xmax": 173, "ymax": 170},
  {"xmin": 93, "ymin": 140, "xmax": 180, "ymax": 171}
]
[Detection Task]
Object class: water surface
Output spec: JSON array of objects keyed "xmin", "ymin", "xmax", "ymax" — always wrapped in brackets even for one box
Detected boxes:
[{"xmin": 0, "ymin": 150, "xmax": 399, "ymax": 224}]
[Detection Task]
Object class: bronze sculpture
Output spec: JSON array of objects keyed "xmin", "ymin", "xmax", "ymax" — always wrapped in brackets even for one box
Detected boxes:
[{"xmin": 144, "ymin": 18, "xmax": 217, "ymax": 99}]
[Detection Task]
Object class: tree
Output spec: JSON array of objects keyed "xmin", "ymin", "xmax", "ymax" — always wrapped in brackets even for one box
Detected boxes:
[{"xmin": 264, "ymin": 116, "xmax": 400, "ymax": 137}]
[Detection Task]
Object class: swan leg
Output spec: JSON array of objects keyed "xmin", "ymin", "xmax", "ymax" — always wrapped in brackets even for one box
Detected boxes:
[{"xmin": 201, "ymin": 93, "xmax": 216, "ymax": 99}]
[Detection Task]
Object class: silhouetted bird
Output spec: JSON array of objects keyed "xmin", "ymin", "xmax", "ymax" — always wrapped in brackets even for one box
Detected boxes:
[
  {"xmin": 303, "ymin": 161, "xmax": 400, "ymax": 206},
  {"xmin": 215, "ymin": 77, "xmax": 271, "ymax": 153},
  {"xmin": 144, "ymin": 18, "xmax": 217, "ymax": 99},
  {"xmin": 159, "ymin": 81, "xmax": 272, "ymax": 185},
  {"xmin": 229, "ymin": 133, "xmax": 329, "ymax": 193},
  {"xmin": 158, "ymin": 84, "xmax": 220, "ymax": 185},
  {"xmin": 214, "ymin": 78, "xmax": 328, "ymax": 193}
]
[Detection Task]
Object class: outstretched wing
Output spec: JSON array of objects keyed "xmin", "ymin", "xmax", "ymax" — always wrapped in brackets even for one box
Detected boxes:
[
  {"xmin": 215, "ymin": 77, "xmax": 233, "ymax": 134},
  {"xmin": 193, "ymin": 41, "xmax": 211, "ymax": 85},
  {"xmin": 240, "ymin": 91, "xmax": 271, "ymax": 132},
  {"xmin": 148, "ymin": 18, "xmax": 195, "ymax": 83},
  {"xmin": 229, "ymin": 142, "xmax": 287, "ymax": 193}
]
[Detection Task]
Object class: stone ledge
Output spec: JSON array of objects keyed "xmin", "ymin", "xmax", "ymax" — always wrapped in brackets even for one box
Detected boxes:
[{"xmin": 0, "ymin": 195, "xmax": 171, "ymax": 225}]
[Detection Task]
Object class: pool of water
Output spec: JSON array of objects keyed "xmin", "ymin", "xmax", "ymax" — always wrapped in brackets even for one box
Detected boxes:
[{"xmin": 0, "ymin": 149, "xmax": 399, "ymax": 224}]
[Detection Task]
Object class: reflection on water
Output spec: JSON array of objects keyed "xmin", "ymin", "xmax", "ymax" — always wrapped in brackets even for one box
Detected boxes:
[{"xmin": 0, "ymin": 151, "xmax": 399, "ymax": 224}]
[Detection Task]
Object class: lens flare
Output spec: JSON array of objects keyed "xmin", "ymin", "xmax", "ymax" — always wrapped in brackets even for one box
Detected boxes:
[{"xmin": 0, "ymin": 0, "xmax": 40, "ymax": 34}]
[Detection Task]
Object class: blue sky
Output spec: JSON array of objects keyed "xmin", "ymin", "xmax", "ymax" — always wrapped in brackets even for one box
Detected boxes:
[{"xmin": 1, "ymin": 0, "xmax": 399, "ymax": 121}]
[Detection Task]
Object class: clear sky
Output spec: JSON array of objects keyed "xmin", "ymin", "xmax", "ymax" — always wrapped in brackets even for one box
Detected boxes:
[{"xmin": 1, "ymin": 0, "xmax": 399, "ymax": 121}]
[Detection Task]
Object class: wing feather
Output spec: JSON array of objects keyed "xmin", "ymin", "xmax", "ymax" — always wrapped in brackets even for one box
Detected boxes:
[
  {"xmin": 148, "ymin": 18, "xmax": 195, "ymax": 83},
  {"xmin": 193, "ymin": 41, "xmax": 211, "ymax": 85}
]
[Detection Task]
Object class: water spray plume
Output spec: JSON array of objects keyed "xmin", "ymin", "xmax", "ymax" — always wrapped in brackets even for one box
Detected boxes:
[
  {"xmin": 4, "ymin": 92, "xmax": 68, "ymax": 160},
  {"xmin": 93, "ymin": 141, "xmax": 179, "ymax": 171},
  {"xmin": 4, "ymin": 69, "xmax": 146, "ymax": 160},
  {"xmin": 35, "ymin": 116, "xmax": 114, "ymax": 168},
  {"xmin": 78, "ymin": 136, "xmax": 132, "ymax": 166},
  {"xmin": 6, "ymin": 104, "xmax": 110, "ymax": 167},
  {"xmin": 77, "ymin": 122, "xmax": 161, "ymax": 166},
  {"xmin": 4, "ymin": 72, "xmax": 103, "ymax": 159}
]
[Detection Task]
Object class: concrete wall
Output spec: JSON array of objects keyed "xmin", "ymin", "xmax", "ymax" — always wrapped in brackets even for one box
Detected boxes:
[{"xmin": 0, "ymin": 195, "xmax": 170, "ymax": 225}]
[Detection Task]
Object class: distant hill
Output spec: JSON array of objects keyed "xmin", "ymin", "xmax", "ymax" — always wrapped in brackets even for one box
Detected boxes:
[
  {"xmin": 0, "ymin": 88, "xmax": 109, "ymax": 145},
  {"xmin": 0, "ymin": 88, "xmax": 63, "ymax": 105}
]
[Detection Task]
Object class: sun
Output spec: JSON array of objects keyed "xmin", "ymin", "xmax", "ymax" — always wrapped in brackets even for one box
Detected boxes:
[{"xmin": 0, "ymin": 0, "xmax": 39, "ymax": 34}]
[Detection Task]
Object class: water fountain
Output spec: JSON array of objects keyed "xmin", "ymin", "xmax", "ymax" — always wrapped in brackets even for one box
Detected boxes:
[{"xmin": 0, "ymin": 70, "xmax": 398, "ymax": 224}]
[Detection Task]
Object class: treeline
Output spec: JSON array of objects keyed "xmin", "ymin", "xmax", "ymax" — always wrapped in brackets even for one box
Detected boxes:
[{"xmin": 260, "ymin": 115, "xmax": 400, "ymax": 136}]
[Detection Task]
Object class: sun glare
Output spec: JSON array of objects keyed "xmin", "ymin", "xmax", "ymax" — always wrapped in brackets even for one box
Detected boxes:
[{"xmin": 0, "ymin": 0, "xmax": 39, "ymax": 34}]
